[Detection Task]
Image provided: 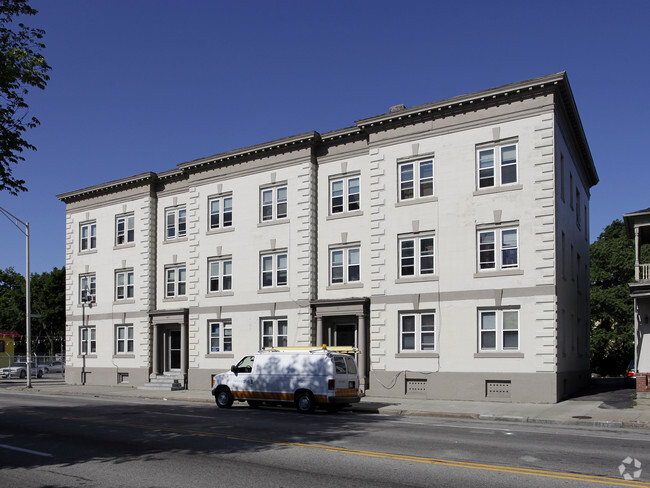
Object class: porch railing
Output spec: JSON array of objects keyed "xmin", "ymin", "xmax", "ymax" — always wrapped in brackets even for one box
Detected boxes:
[{"xmin": 639, "ymin": 263, "xmax": 650, "ymax": 281}]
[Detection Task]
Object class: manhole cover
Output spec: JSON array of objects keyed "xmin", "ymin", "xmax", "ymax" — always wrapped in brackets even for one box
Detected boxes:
[{"xmin": 572, "ymin": 415, "xmax": 592, "ymax": 419}]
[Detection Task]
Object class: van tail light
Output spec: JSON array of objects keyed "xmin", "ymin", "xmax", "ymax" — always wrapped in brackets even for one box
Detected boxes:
[{"xmin": 328, "ymin": 379, "xmax": 335, "ymax": 390}]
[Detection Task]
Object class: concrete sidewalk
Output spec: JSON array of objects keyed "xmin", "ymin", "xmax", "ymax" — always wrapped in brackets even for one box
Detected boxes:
[{"xmin": 6, "ymin": 379, "xmax": 650, "ymax": 430}]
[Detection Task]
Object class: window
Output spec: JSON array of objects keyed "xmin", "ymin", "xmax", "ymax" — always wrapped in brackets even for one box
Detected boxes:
[
  {"xmin": 115, "ymin": 215, "xmax": 134, "ymax": 245},
  {"xmin": 477, "ymin": 144, "xmax": 517, "ymax": 189},
  {"xmin": 80, "ymin": 274, "xmax": 96, "ymax": 303},
  {"xmin": 115, "ymin": 325, "xmax": 134, "ymax": 354},
  {"xmin": 261, "ymin": 185, "xmax": 287, "ymax": 222},
  {"xmin": 261, "ymin": 318, "xmax": 288, "ymax": 348},
  {"xmin": 400, "ymin": 312, "xmax": 435, "ymax": 352},
  {"xmin": 80, "ymin": 222, "xmax": 97, "ymax": 251},
  {"xmin": 261, "ymin": 252, "xmax": 288, "ymax": 288},
  {"xmin": 209, "ymin": 195, "xmax": 233, "ymax": 230},
  {"xmin": 209, "ymin": 321, "xmax": 232, "ymax": 353},
  {"xmin": 399, "ymin": 160, "xmax": 433, "ymax": 200},
  {"xmin": 80, "ymin": 326, "xmax": 96, "ymax": 355},
  {"xmin": 330, "ymin": 176, "xmax": 360, "ymax": 214},
  {"xmin": 479, "ymin": 309, "xmax": 519, "ymax": 351},
  {"xmin": 165, "ymin": 265, "xmax": 187, "ymax": 298},
  {"xmin": 478, "ymin": 228, "xmax": 518, "ymax": 270},
  {"xmin": 330, "ymin": 247, "xmax": 360, "ymax": 284},
  {"xmin": 166, "ymin": 207, "xmax": 187, "ymax": 239},
  {"xmin": 115, "ymin": 270, "xmax": 134, "ymax": 300},
  {"xmin": 208, "ymin": 258, "xmax": 232, "ymax": 292},
  {"xmin": 399, "ymin": 236, "xmax": 434, "ymax": 277}
]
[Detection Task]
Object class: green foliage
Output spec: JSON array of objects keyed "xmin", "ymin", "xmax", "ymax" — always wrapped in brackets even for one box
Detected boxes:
[
  {"xmin": 0, "ymin": 266, "xmax": 25, "ymax": 330},
  {"xmin": 0, "ymin": 0, "xmax": 50, "ymax": 194},
  {"xmin": 589, "ymin": 219, "xmax": 643, "ymax": 375}
]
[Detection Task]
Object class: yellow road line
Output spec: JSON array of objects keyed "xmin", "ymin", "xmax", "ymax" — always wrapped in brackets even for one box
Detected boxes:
[{"xmin": 13, "ymin": 411, "xmax": 650, "ymax": 487}]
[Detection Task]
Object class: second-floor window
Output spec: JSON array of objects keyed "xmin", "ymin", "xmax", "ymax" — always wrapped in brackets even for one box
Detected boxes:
[
  {"xmin": 209, "ymin": 258, "xmax": 232, "ymax": 292},
  {"xmin": 399, "ymin": 236, "xmax": 434, "ymax": 277},
  {"xmin": 209, "ymin": 195, "xmax": 233, "ymax": 230},
  {"xmin": 166, "ymin": 207, "xmax": 187, "ymax": 240},
  {"xmin": 116, "ymin": 325, "xmax": 134, "ymax": 354},
  {"xmin": 479, "ymin": 309, "xmax": 519, "ymax": 351},
  {"xmin": 330, "ymin": 247, "xmax": 360, "ymax": 285},
  {"xmin": 115, "ymin": 270, "xmax": 134, "ymax": 300},
  {"xmin": 80, "ymin": 274, "xmax": 96, "ymax": 303},
  {"xmin": 330, "ymin": 176, "xmax": 360, "ymax": 214},
  {"xmin": 165, "ymin": 265, "xmax": 187, "ymax": 298},
  {"xmin": 477, "ymin": 144, "xmax": 517, "ymax": 189},
  {"xmin": 209, "ymin": 321, "xmax": 232, "ymax": 353},
  {"xmin": 400, "ymin": 312, "xmax": 435, "ymax": 352},
  {"xmin": 80, "ymin": 223, "xmax": 96, "ymax": 251},
  {"xmin": 80, "ymin": 326, "xmax": 96, "ymax": 355},
  {"xmin": 399, "ymin": 159, "xmax": 433, "ymax": 201},
  {"xmin": 478, "ymin": 228, "xmax": 518, "ymax": 270},
  {"xmin": 115, "ymin": 215, "xmax": 134, "ymax": 245},
  {"xmin": 261, "ymin": 318, "xmax": 288, "ymax": 348},
  {"xmin": 261, "ymin": 186, "xmax": 287, "ymax": 222},
  {"xmin": 261, "ymin": 252, "xmax": 288, "ymax": 288}
]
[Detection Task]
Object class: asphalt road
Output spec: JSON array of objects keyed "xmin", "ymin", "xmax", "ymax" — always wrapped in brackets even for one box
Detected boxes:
[{"xmin": 0, "ymin": 390, "xmax": 649, "ymax": 488}]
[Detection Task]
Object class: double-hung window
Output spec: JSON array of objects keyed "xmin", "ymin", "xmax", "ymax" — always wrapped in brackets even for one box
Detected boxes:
[
  {"xmin": 399, "ymin": 235, "xmax": 434, "ymax": 277},
  {"xmin": 80, "ymin": 222, "xmax": 97, "ymax": 251},
  {"xmin": 478, "ymin": 227, "xmax": 518, "ymax": 270},
  {"xmin": 477, "ymin": 143, "xmax": 517, "ymax": 189},
  {"xmin": 261, "ymin": 318, "xmax": 288, "ymax": 348},
  {"xmin": 399, "ymin": 312, "xmax": 435, "ymax": 352},
  {"xmin": 479, "ymin": 309, "xmax": 519, "ymax": 351},
  {"xmin": 80, "ymin": 326, "xmax": 96, "ymax": 355},
  {"xmin": 165, "ymin": 265, "xmax": 187, "ymax": 298},
  {"xmin": 330, "ymin": 175, "xmax": 360, "ymax": 214},
  {"xmin": 261, "ymin": 252, "xmax": 288, "ymax": 288},
  {"xmin": 166, "ymin": 207, "xmax": 187, "ymax": 240},
  {"xmin": 208, "ymin": 258, "xmax": 233, "ymax": 292},
  {"xmin": 399, "ymin": 159, "xmax": 433, "ymax": 201},
  {"xmin": 115, "ymin": 325, "xmax": 134, "ymax": 354},
  {"xmin": 80, "ymin": 274, "xmax": 96, "ymax": 303},
  {"xmin": 260, "ymin": 185, "xmax": 288, "ymax": 222},
  {"xmin": 330, "ymin": 247, "xmax": 360, "ymax": 285},
  {"xmin": 115, "ymin": 215, "xmax": 134, "ymax": 245},
  {"xmin": 209, "ymin": 195, "xmax": 233, "ymax": 230},
  {"xmin": 115, "ymin": 270, "xmax": 134, "ymax": 300},
  {"xmin": 209, "ymin": 321, "xmax": 232, "ymax": 353}
]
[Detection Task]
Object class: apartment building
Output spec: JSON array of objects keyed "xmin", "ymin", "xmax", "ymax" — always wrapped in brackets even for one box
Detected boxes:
[{"xmin": 57, "ymin": 72, "xmax": 597, "ymax": 402}]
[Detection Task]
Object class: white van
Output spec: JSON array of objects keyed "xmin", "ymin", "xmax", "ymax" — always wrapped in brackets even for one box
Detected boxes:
[{"xmin": 211, "ymin": 347, "xmax": 362, "ymax": 413}]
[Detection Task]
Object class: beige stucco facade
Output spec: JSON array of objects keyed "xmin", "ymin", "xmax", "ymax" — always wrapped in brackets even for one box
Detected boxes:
[{"xmin": 58, "ymin": 72, "xmax": 597, "ymax": 402}]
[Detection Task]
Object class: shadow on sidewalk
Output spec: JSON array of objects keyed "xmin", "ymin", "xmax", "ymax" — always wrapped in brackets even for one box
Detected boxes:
[{"xmin": 569, "ymin": 377, "xmax": 635, "ymax": 409}]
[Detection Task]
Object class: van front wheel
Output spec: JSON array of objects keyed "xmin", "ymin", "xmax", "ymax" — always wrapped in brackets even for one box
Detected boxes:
[
  {"xmin": 215, "ymin": 387, "xmax": 233, "ymax": 408},
  {"xmin": 295, "ymin": 391, "xmax": 315, "ymax": 414}
]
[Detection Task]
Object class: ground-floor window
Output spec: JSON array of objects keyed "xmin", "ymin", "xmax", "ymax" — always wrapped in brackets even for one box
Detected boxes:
[
  {"xmin": 260, "ymin": 318, "xmax": 288, "ymax": 348},
  {"xmin": 209, "ymin": 321, "xmax": 232, "ymax": 353},
  {"xmin": 115, "ymin": 325, "xmax": 134, "ymax": 353},
  {"xmin": 80, "ymin": 326, "xmax": 96, "ymax": 355},
  {"xmin": 399, "ymin": 311, "xmax": 435, "ymax": 352},
  {"xmin": 479, "ymin": 308, "xmax": 519, "ymax": 351}
]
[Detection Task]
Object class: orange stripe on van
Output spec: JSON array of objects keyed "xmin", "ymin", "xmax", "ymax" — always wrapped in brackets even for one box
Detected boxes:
[
  {"xmin": 335, "ymin": 388, "xmax": 358, "ymax": 397},
  {"xmin": 232, "ymin": 391, "xmax": 328, "ymax": 403}
]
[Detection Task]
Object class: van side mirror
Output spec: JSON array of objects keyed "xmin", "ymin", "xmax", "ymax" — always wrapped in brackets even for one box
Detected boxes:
[{"xmin": 230, "ymin": 365, "xmax": 236, "ymax": 373}]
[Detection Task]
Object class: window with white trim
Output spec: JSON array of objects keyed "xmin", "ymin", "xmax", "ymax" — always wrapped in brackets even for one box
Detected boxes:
[
  {"xmin": 80, "ymin": 326, "xmax": 96, "ymax": 355},
  {"xmin": 165, "ymin": 265, "xmax": 187, "ymax": 298},
  {"xmin": 399, "ymin": 235, "xmax": 434, "ymax": 277},
  {"xmin": 208, "ymin": 258, "xmax": 232, "ymax": 292},
  {"xmin": 330, "ymin": 247, "xmax": 360, "ymax": 285},
  {"xmin": 165, "ymin": 207, "xmax": 187, "ymax": 240},
  {"xmin": 260, "ymin": 185, "xmax": 287, "ymax": 222},
  {"xmin": 115, "ymin": 270, "xmax": 134, "ymax": 300},
  {"xmin": 261, "ymin": 318, "xmax": 288, "ymax": 348},
  {"xmin": 80, "ymin": 222, "xmax": 97, "ymax": 251},
  {"xmin": 115, "ymin": 325, "xmax": 134, "ymax": 354},
  {"xmin": 209, "ymin": 321, "xmax": 232, "ymax": 353},
  {"xmin": 115, "ymin": 215, "xmax": 134, "ymax": 245},
  {"xmin": 260, "ymin": 252, "xmax": 288, "ymax": 288},
  {"xmin": 330, "ymin": 175, "xmax": 360, "ymax": 214},
  {"xmin": 80, "ymin": 274, "xmax": 96, "ymax": 303},
  {"xmin": 399, "ymin": 312, "xmax": 435, "ymax": 352},
  {"xmin": 478, "ymin": 227, "xmax": 518, "ymax": 270},
  {"xmin": 479, "ymin": 309, "xmax": 519, "ymax": 351},
  {"xmin": 209, "ymin": 195, "xmax": 233, "ymax": 230},
  {"xmin": 477, "ymin": 143, "xmax": 517, "ymax": 189},
  {"xmin": 399, "ymin": 159, "xmax": 433, "ymax": 201}
]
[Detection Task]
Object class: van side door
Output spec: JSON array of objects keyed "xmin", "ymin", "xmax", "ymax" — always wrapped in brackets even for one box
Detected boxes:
[{"xmin": 229, "ymin": 355, "xmax": 255, "ymax": 399}]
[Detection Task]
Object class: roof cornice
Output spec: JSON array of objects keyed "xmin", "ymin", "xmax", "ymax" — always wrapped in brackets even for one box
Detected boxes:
[{"xmin": 56, "ymin": 172, "xmax": 157, "ymax": 203}]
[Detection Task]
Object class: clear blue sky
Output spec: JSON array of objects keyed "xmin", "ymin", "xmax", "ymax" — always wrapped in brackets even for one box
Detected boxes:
[{"xmin": 1, "ymin": 0, "xmax": 648, "ymax": 274}]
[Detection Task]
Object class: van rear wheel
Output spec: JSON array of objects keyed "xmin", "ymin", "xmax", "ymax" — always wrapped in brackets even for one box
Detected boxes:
[
  {"xmin": 215, "ymin": 387, "xmax": 233, "ymax": 408},
  {"xmin": 296, "ymin": 391, "xmax": 315, "ymax": 414}
]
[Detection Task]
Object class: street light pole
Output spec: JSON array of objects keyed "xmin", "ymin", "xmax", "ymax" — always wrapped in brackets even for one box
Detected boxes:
[{"xmin": 0, "ymin": 206, "xmax": 32, "ymax": 388}]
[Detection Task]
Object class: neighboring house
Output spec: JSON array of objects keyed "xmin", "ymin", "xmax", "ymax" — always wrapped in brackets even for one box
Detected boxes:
[
  {"xmin": 624, "ymin": 209, "xmax": 650, "ymax": 392},
  {"xmin": 56, "ymin": 72, "xmax": 597, "ymax": 403},
  {"xmin": 0, "ymin": 331, "xmax": 20, "ymax": 367}
]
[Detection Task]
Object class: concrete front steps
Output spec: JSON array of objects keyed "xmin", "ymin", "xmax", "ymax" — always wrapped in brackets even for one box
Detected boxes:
[{"xmin": 138, "ymin": 372, "xmax": 185, "ymax": 391}]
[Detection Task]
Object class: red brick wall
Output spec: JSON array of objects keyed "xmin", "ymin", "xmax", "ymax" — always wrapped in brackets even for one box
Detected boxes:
[{"xmin": 637, "ymin": 373, "xmax": 650, "ymax": 392}]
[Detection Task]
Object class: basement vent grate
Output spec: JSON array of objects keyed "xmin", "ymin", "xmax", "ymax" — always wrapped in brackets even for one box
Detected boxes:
[
  {"xmin": 406, "ymin": 379, "xmax": 427, "ymax": 395},
  {"xmin": 486, "ymin": 380, "xmax": 511, "ymax": 398}
]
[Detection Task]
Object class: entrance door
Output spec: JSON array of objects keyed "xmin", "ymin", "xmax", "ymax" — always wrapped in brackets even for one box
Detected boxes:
[
  {"xmin": 168, "ymin": 330, "xmax": 181, "ymax": 371},
  {"xmin": 335, "ymin": 323, "xmax": 356, "ymax": 347}
]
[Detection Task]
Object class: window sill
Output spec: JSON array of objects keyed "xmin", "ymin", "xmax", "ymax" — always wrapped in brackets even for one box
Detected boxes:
[
  {"xmin": 395, "ymin": 196, "xmax": 438, "ymax": 208},
  {"xmin": 327, "ymin": 210, "xmax": 364, "ymax": 221},
  {"xmin": 258, "ymin": 219, "xmax": 289, "ymax": 228},
  {"xmin": 207, "ymin": 226, "xmax": 235, "ymax": 236},
  {"xmin": 78, "ymin": 249, "xmax": 98, "ymax": 256},
  {"xmin": 205, "ymin": 353, "xmax": 235, "ymax": 359},
  {"xmin": 112, "ymin": 354, "xmax": 135, "ymax": 359},
  {"xmin": 113, "ymin": 243, "xmax": 136, "ymax": 250},
  {"xmin": 473, "ymin": 269, "xmax": 523, "ymax": 278},
  {"xmin": 395, "ymin": 275, "xmax": 439, "ymax": 284},
  {"xmin": 205, "ymin": 291, "xmax": 234, "ymax": 298},
  {"xmin": 77, "ymin": 354, "xmax": 97, "ymax": 359},
  {"xmin": 395, "ymin": 352, "xmax": 439, "ymax": 358},
  {"xmin": 77, "ymin": 302, "xmax": 96, "ymax": 308},
  {"xmin": 474, "ymin": 352, "xmax": 524, "ymax": 358},
  {"xmin": 163, "ymin": 296, "xmax": 188, "ymax": 302},
  {"xmin": 326, "ymin": 282, "xmax": 363, "ymax": 290},
  {"xmin": 163, "ymin": 237, "xmax": 188, "ymax": 244},
  {"xmin": 473, "ymin": 184, "xmax": 523, "ymax": 196},
  {"xmin": 113, "ymin": 300, "xmax": 136, "ymax": 305},
  {"xmin": 257, "ymin": 286, "xmax": 290, "ymax": 294}
]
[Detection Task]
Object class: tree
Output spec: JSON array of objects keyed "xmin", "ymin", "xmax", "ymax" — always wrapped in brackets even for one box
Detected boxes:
[
  {"xmin": 0, "ymin": 0, "xmax": 50, "ymax": 194},
  {"xmin": 0, "ymin": 266, "xmax": 25, "ymax": 331},
  {"xmin": 30, "ymin": 266, "xmax": 65, "ymax": 355},
  {"xmin": 589, "ymin": 219, "xmax": 649, "ymax": 375}
]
